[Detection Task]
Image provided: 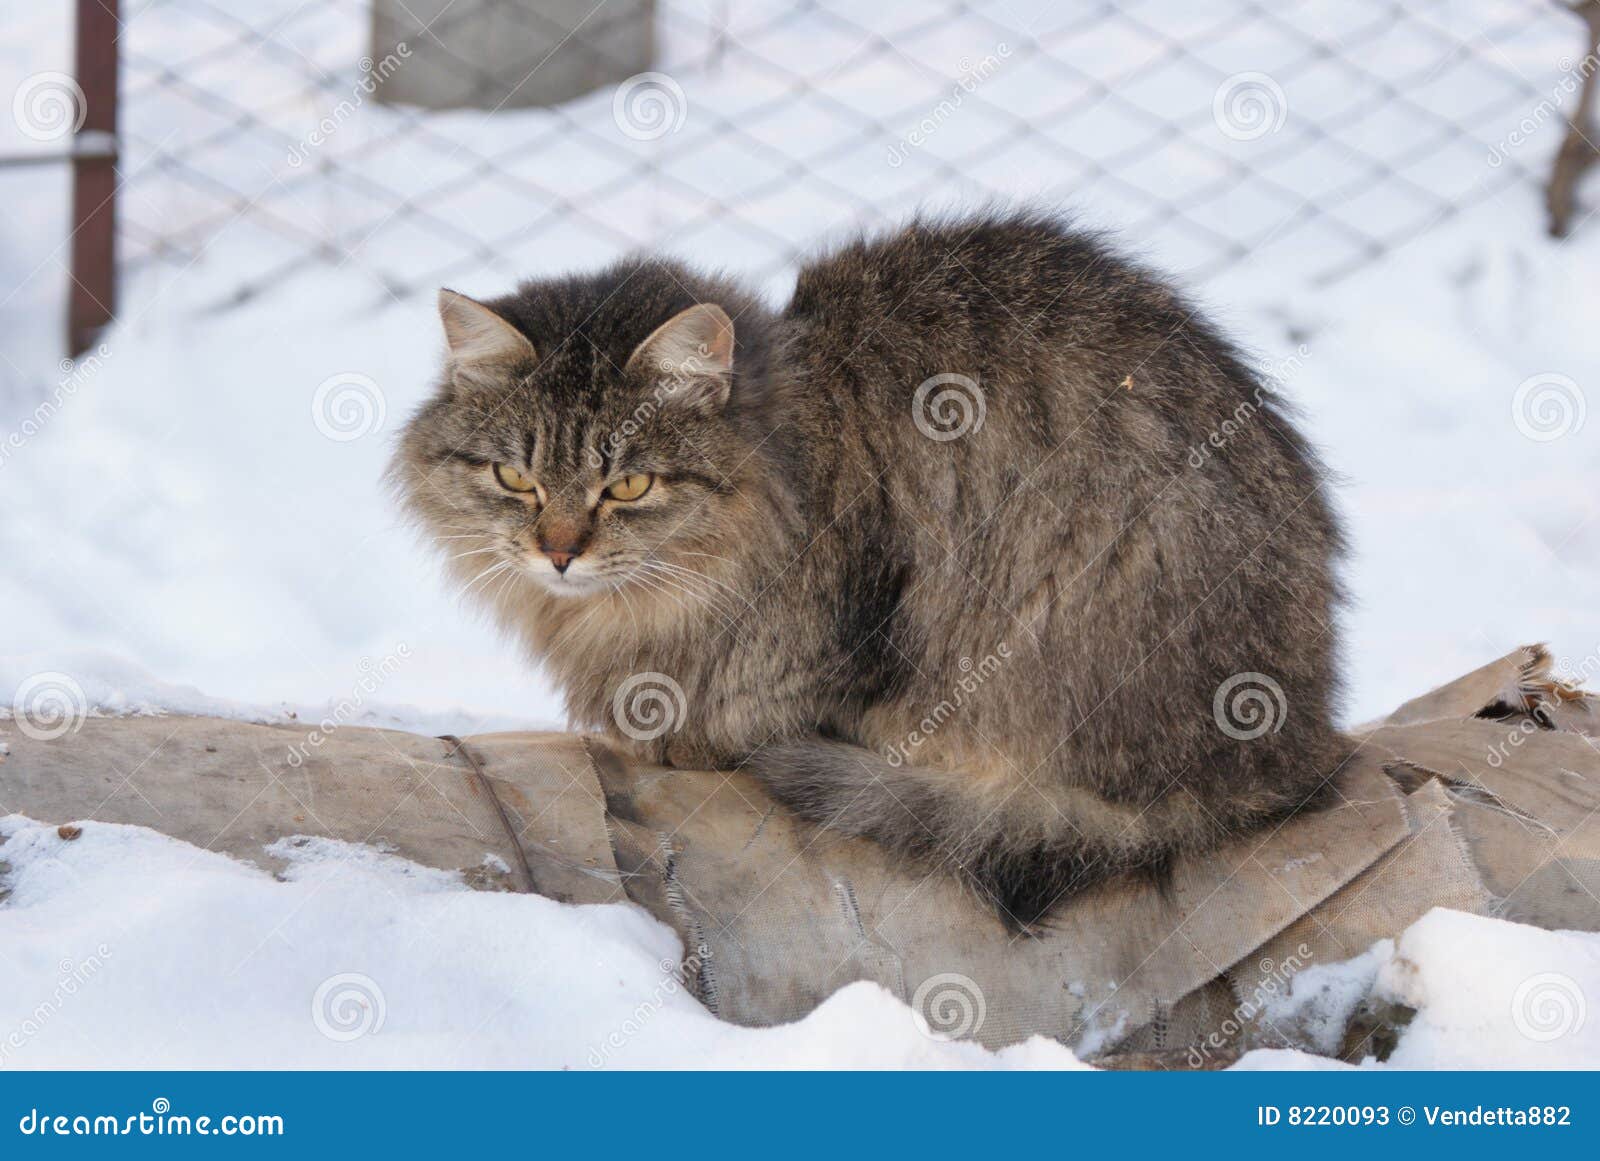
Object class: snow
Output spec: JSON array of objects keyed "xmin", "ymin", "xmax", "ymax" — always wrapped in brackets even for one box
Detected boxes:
[
  {"xmin": 1258, "ymin": 940, "xmax": 1392, "ymax": 1057},
  {"xmin": 2, "ymin": 1, "xmax": 1598, "ymax": 1070},
  {"xmin": 0, "ymin": 815, "xmax": 1082, "ymax": 1069},
  {"xmin": 4, "ymin": 814, "xmax": 1597, "ymax": 1069},
  {"xmin": 1375, "ymin": 908, "xmax": 1600, "ymax": 1069},
  {"xmin": 1235, "ymin": 910, "xmax": 1600, "ymax": 1071}
]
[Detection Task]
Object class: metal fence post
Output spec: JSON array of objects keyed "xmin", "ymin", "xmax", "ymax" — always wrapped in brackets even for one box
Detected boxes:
[{"xmin": 68, "ymin": 0, "xmax": 119, "ymax": 356}]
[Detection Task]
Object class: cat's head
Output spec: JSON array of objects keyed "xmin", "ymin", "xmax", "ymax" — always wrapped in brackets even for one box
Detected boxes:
[{"xmin": 391, "ymin": 262, "xmax": 776, "ymax": 607}]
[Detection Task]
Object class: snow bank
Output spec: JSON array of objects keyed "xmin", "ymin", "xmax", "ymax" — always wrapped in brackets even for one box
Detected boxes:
[
  {"xmin": 1235, "ymin": 909, "xmax": 1600, "ymax": 1070},
  {"xmin": 5, "ymin": 812, "xmax": 1598, "ymax": 1070},
  {"xmin": 1376, "ymin": 909, "xmax": 1600, "ymax": 1069},
  {"xmin": 0, "ymin": 815, "xmax": 1081, "ymax": 1069}
]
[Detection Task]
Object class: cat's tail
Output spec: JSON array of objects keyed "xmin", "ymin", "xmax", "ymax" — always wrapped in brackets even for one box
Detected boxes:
[{"xmin": 746, "ymin": 737, "xmax": 1151, "ymax": 929}]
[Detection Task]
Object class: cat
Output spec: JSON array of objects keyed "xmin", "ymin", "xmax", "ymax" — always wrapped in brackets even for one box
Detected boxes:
[{"xmin": 391, "ymin": 210, "xmax": 1348, "ymax": 929}]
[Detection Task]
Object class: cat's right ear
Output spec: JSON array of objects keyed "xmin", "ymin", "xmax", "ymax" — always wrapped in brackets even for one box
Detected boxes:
[
  {"xmin": 624, "ymin": 303, "xmax": 735, "ymax": 413},
  {"xmin": 437, "ymin": 289, "xmax": 537, "ymax": 390}
]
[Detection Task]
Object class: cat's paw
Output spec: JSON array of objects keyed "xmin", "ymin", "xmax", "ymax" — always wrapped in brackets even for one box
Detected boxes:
[
  {"xmin": 660, "ymin": 737, "xmax": 734, "ymax": 771},
  {"xmin": 603, "ymin": 732, "xmax": 671, "ymax": 767}
]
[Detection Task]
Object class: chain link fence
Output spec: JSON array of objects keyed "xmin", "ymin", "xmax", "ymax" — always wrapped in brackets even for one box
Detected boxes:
[{"xmin": 114, "ymin": 0, "xmax": 1592, "ymax": 313}]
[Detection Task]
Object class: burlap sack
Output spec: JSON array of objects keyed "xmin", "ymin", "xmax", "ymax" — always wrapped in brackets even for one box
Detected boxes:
[{"xmin": 3, "ymin": 646, "xmax": 1595, "ymax": 1063}]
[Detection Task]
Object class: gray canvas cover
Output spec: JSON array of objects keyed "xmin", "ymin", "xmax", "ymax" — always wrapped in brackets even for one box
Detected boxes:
[{"xmin": 3, "ymin": 646, "xmax": 1595, "ymax": 1063}]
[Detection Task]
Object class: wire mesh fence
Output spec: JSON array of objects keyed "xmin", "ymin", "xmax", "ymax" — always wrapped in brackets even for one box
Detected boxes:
[{"xmin": 113, "ymin": 0, "xmax": 1592, "ymax": 314}]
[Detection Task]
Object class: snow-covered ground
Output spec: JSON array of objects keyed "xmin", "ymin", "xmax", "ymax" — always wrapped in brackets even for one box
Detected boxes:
[
  {"xmin": 3, "ymin": 814, "xmax": 1596, "ymax": 1069},
  {"xmin": 2, "ymin": 2, "xmax": 1598, "ymax": 1069},
  {"xmin": 0, "ymin": 815, "xmax": 1083, "ymax": 1068}
]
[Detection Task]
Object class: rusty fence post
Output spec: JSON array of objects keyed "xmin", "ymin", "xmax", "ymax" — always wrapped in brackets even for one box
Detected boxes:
[{"xmin": 68, "ymin": 0, "xmax": 119, "ymax": 357}]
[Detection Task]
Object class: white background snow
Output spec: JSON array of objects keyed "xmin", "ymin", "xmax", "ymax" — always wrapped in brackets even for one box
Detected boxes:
[{"xmin": 2, "ymin": 1, "xmax": 1598, "ymax": 1068}]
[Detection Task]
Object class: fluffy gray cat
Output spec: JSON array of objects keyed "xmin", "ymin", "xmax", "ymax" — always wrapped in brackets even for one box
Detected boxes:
[{"xmin": 392, "ymin": 211, "xmax": 1347, "ymax": 928}]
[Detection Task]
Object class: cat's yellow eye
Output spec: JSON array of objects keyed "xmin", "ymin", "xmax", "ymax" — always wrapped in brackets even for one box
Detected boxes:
[
  {"xmin": 604, "ymin": 473, "xmax": 654, "ymax": 502},
  {"xmin": 492, "ymin": 462, "xmax": 539, "ymax": 494}
]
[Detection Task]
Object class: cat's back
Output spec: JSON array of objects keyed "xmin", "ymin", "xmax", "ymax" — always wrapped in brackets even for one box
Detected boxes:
[{"xmin": 785, "ymin": 210, "xmax": 1182, "ymax": 359}]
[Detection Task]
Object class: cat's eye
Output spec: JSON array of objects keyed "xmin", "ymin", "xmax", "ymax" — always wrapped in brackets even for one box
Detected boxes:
[
  {"xmin": 604, "ymin": 473, "xmax": 654, "ymax": 502},
  {"xmin": 492, "ymin": 462, "xmax": 539, "ymax": 494}
]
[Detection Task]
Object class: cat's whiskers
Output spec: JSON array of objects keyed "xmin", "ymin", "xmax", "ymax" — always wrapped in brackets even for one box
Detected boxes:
[
  {"xmin": 627, "ymin": 568, "xmax": 697, "ymax": 620},
  {"xmin": 640, "ymin": 562, "xmax": 752, "ymax": 625},
  {"xmin": 647, "ymin": 559, "xmax": 754, "ymax": 611},
  {"xmin": 612, "ymin": 578, "xmax": 642, "ymax": 667},
  {"xmin": 487, "ymin": 563, "xmax": 524, "ymax": 608},
  {"xmin": 633, "ymin": 563, "xmax": 741, "ymax": 629},
  {"xmin": 672, "ymin": 550, "xmax": 739, "ymax": 567},
  {"xmin": 460, "ymin": 559, "xmax": 515, "ymax": 600}
]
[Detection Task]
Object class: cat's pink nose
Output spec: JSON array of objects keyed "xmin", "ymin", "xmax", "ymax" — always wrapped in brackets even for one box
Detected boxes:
[{"xmin": 543, "ymin": 548, "xmax": 578, "ymax": 573}]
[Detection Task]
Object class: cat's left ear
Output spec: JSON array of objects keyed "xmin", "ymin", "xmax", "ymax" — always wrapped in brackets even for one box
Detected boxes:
[{"xmin": 624, "ymin": 303, "xmax": 735, "ymax": 412}]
